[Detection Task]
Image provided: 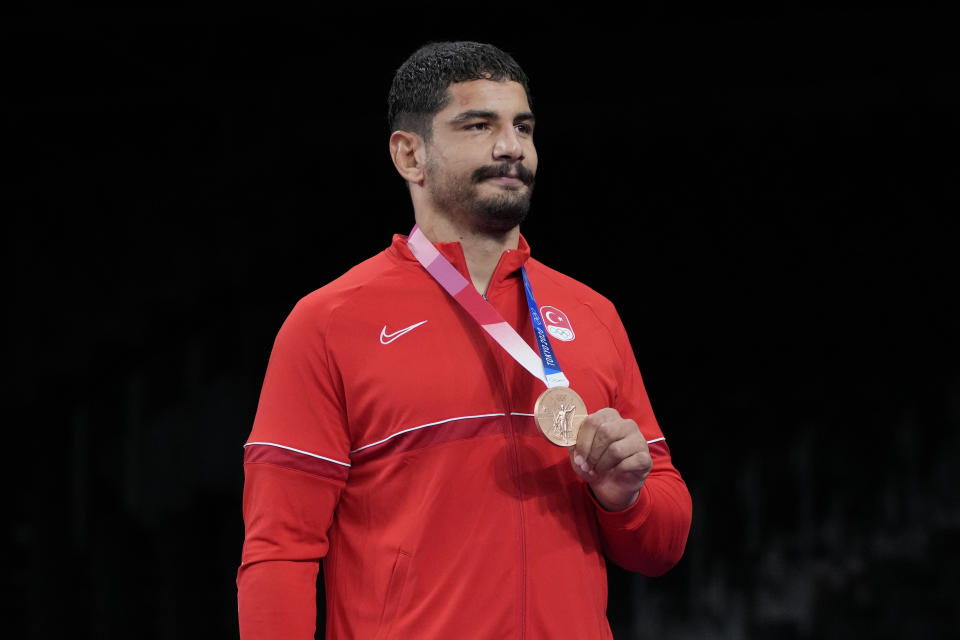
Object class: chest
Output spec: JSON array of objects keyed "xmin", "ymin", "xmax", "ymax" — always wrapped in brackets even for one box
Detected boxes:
[{"xmin": 329, "ymin": 279, "xmax": 621, "ymax": 450}]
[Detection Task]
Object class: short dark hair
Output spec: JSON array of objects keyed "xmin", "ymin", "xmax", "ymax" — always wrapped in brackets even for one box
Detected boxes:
[{"xmin": 388, "ymin": 41, "xmax": 533, "ymax": 139}]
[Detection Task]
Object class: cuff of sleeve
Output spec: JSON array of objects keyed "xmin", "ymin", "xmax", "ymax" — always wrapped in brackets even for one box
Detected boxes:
[{"xmin": 589, "ymin": 483, "xmax": 654, "ymax": 530}]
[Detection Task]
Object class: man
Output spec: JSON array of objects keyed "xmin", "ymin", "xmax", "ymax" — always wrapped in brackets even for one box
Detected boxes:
[{"xmin": 238, "ymin": 41, "xmax": 692, "ymax": 639}]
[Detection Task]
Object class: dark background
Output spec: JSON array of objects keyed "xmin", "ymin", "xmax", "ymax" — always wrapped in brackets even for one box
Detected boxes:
[{"xmin": 5, "ymin": 2, "xmax": 959, "ymax": 638}]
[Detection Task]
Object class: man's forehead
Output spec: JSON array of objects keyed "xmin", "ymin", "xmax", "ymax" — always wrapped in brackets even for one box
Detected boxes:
[{"xmin": 442, "ymin": 79, "xmax": 531, "ymax": 114}]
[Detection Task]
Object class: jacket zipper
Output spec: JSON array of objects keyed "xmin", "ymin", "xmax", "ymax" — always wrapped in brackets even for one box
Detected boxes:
[{"xmin": 486, "ymin": 267, "xmax": 528, "ymax": 639}]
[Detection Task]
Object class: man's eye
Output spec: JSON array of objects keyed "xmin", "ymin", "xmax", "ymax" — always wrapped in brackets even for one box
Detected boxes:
[
  {"xmin": 516, "ymin": 123, "xmax": 533, "ymax": 135},
  {"xmin": 466, "ymin": 122, "xmax": 489, "ymax": 131}
]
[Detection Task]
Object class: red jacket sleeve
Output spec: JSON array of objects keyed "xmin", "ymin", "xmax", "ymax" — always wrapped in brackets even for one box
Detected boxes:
[
  {"xmin": 590, "ymin": 302, "xmax": 692, "ymax": 576},
  {"xmin": 237, "ymin": 297, "xmax": 352, "ymax": 639}
]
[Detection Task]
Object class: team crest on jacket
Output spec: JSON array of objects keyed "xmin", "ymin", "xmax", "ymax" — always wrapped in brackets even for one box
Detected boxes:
[{"xmin": 540, "ymin": 306, "xmax": 575, "ymax": 342}]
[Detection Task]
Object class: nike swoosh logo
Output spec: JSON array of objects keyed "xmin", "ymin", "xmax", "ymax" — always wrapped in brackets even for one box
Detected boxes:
[{"xmin": 379, "ymin": 320, "xmax": 428, "ymax": 345}]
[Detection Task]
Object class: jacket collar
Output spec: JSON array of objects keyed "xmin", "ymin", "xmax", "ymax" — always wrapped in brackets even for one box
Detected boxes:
[{"xmin": 390, "ymin": 232, "xmax": 532, "ymax": 291}]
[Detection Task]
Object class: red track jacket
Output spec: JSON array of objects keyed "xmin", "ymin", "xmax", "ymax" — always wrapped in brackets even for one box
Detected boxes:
[{"xmin": 238, "ymin": 234, "xmax": 692, "ymax": 639}]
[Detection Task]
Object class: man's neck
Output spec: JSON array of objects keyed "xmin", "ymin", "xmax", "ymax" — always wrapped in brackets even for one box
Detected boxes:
[{"xmin": 414, "ymin": 213, "xmax": 519, "ymax": 296}]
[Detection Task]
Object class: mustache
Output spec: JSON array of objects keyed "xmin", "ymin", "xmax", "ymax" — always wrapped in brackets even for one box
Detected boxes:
[{"xmin": 471, "ymin": 163, "xmax": 535, "ymax": 186}]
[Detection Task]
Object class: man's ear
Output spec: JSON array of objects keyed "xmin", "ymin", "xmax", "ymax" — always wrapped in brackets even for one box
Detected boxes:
[{"xmin": 389, "ymin": 130, "xmax": 425, "ymax": 185}]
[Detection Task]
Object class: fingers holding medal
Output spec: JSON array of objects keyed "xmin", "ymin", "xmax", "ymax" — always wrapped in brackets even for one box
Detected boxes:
[{"xmin": 568, "ymin": 408, "xmax": 653, "ymax": 512}]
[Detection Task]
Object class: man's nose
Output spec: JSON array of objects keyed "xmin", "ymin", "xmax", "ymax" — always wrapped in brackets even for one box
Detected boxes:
[{"xmin": 493, "ymin": 126, "xmax": 524, "ymax": 161}]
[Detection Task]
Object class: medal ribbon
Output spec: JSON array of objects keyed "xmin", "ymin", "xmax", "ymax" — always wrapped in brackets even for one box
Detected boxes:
[
  {"xmin": 519, "ymin": 267, "xmax": 570, "ymax": 388},
  {"xmin": 406, "ymin": 225, "xmax": 569, "ymax": 389}
]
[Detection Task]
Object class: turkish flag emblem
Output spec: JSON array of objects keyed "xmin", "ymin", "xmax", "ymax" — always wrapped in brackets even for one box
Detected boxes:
[{"xmin": 540, "ymin": 306, "xmax": 575, "ymax": 342}]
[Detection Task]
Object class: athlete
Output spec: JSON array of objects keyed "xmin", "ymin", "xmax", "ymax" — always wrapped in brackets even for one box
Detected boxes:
[{"xmin": 238, "ymin": 41, "xmax": 692, "ymax": 639}]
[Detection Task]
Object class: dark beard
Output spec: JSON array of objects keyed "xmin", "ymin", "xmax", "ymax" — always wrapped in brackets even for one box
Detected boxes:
[
  {"xmin": 425, "ymin": 159, "xmax": 536, "ymax": 234},
  {"xmin": 469, "ymin": 162, "xmax": 536, "ymax": 233},
  {"xmin": 472, "ymin": 188, "xmax": 533, "ymax": 233}
]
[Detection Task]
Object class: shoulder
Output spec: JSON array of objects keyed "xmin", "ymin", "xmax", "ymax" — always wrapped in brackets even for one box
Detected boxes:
[
  {"xmin": 280, "ymin": 248, "xmax": 416, "ymax": 341},
  {"xmin": 526, "ymin": 257, "xmax": 619, "ymax": 318},
  {"xmin": 525, "ymin": 257, "xmax": 632, "ymax": 360}
]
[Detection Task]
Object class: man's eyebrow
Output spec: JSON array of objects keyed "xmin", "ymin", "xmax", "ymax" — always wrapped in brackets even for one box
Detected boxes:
[
  {"xmin": 447, "ymin": 109, "xmax": 537, "ymax": 125},
  {"xmin": 448, "ymin": 109, "xmax": 498, "ymax": 124}
]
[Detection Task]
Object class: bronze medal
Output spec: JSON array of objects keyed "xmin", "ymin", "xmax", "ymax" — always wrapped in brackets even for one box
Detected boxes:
[{"xmin": 534, "ymin": 386, "xmax": 588, "ymax": 447}]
